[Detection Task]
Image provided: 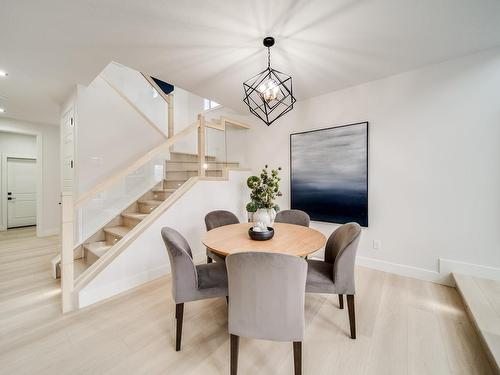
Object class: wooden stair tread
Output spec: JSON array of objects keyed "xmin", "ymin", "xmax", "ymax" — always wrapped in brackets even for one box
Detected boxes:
[
  {"xmin": 151, "ymin": 188, "xmax": 176, "ymax": 193},
  {"xmin": 103, "ymin": 226, "xmax": 130, "ymax": 238},
  {"xmin": 84, "ymin": 241, "xmax": 112, "ymax": 257},
  {"xmin": 454, "ymin": 273, "xmax": 500, "ymax": 372},
  {"xmin": 138, "ymin": 199, "xmax": 164, "ymax": 206},
  {"xmin": 121, "ymin": 212, "xmax": 148, "ymax": 220}
]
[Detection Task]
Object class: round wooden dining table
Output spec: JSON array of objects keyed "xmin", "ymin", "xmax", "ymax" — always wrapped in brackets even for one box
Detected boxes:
[{"xmin": 202, "ymin": 222, "xmax": 326, "ymax": 257}]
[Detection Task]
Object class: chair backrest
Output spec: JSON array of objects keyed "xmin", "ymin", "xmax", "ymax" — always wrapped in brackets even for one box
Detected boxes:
[
  {"xmin": 226, "ymin": 252, "xmax": 307, "ymax": 342},
  {"xmin": 274, "ymin": 209, "xmax": 310, "ymax": 227},
  {"xmin": 161, "ymin": 227, "xmax": 198, "ymax": 303},
  {"xmin": 205, "ymin": 210, "xmax": 240, "ymax": 231},
  {"xmin": 324, "ymin": 223, "xmax": 361, "ymax": 294}
]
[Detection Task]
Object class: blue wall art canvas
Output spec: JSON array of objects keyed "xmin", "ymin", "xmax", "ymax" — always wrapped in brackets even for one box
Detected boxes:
[{"xmin": 290, "ymin": 122, "xmax": 368, "ymax": 227}]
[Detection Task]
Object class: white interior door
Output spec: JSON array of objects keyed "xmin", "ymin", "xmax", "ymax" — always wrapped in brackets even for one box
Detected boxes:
[{"xmin": 7, "ymin": 158, "xmax": 37, "ymax": 228}]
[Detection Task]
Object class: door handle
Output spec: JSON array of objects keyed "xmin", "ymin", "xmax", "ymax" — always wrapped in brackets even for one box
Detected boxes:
[
  {"xmin": 7, "ymin": 197, "xmax": 15, "ymax": 200},
  {"xmin": 7, "ymin": 192, "xmax": 12, "ymax": 195}
]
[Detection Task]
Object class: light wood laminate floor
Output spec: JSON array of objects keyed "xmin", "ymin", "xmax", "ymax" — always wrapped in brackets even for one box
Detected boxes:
[{"xmin": 0, "ymin": 228, "xmax": 494, "ymax": 374}]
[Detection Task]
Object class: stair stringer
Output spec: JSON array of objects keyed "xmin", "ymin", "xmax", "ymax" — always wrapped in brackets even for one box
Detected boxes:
[{"xmin": 74, "ymin": 168, "xmax": 251, "ymax": 309}]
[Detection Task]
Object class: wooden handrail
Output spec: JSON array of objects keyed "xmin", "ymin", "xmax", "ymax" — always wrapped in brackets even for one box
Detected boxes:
[
  {"xmin": 99, "ymin": 74, "xmax": 168, "ymax": 139},
  {"xmin": 74, "ymin": 121, "xmax": 199, "ymax": 208},
  {"xmin": 221, "ymin": 116, "xmax": 251, "ymax": 129},
  {"xmin": 205, "ymin": 120, "xmax": 225, "ymax": 131}
]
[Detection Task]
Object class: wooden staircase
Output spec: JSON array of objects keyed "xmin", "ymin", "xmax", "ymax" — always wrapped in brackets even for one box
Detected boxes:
[{"xmin": 70, "ymin": 151, "xmax": 238, "ymax": 278}]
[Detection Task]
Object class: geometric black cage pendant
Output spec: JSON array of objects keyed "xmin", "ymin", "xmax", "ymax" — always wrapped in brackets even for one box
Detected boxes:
[{"xmin": 243, "ymin": 37, "xmax": 297, "ymax": 126}]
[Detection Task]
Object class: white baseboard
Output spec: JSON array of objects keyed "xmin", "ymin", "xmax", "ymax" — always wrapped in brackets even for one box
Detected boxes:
[
  {"xmin": 356, "ymin": 256, "xmax": 449, "ymax": 285},
  {"xmin": 355, "ymin": 256, "xmax": 500, "ymax": 287},
  {"xmin": 78, "ymin": 264, "xmax": 170, "ymax": 308}
]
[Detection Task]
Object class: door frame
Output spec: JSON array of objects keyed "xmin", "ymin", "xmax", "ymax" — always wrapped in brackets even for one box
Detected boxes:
[
  {"xmin": 0, "ymin": 129, "xmax": 43, "ymax": 236},
  {"xmin": 3, "ymin": 155, "xmax": 37, "ymax": 229}
]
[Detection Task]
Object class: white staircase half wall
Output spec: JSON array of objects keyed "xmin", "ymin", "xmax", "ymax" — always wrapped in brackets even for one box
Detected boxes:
[{"xmin": 77, "ymin": 169, "xmax": 250, "ymax": 308}]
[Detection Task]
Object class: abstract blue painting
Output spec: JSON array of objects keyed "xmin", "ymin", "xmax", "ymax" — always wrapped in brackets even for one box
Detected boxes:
[{"xmin": 290, "ymin": 122, "xmax": 368, "ymax": 227}]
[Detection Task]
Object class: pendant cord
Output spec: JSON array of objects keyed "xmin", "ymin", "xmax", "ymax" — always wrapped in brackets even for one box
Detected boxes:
[{"xmin": 267, "ymin": 47, "xmax": 271, "ymax": 68}]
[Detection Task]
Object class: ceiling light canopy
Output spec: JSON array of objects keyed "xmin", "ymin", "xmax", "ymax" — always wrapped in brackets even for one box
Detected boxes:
[{"xmin": 243, "ymin": 37, "xmax": 296, "ymax": 126}]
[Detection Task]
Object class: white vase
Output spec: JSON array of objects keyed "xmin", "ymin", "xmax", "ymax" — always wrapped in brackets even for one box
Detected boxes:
[{"xmin": 253, "ymin": 208, "xmax": 276, "ymax": 227}]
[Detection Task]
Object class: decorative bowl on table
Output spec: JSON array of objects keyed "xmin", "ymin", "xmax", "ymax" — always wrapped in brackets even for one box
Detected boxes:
[{"xmin": 248, "ymin": 226, "xmax": 274, "ymax": 241}]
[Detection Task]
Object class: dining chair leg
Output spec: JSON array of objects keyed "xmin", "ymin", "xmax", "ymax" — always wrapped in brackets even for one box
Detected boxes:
[
  {"xmin": 175, "ymin": 303, "xmax": 184, "ymax": 351},
  {"xmin": 230, "ymin": 334, "xmax": 239, "ymax": 375},
  {"xmin": 207, "ymin": 255, "xmax": 213, "ymax": 263},
  {"xmin": 293, "ymin": 341, "xmax": 302, "ymax": 375},
  {"xmin": 338, "ymin": 294, "xmax": 344, "ymax": 309},
  {"xmin": 347, "ymin": 294, "xmax": 356, "ymax": 339}
]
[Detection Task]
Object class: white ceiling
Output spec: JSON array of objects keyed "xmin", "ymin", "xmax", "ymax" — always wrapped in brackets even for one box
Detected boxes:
[{"xmin": 1, "ymin": 0, "xmax": 500, "ymax": 125}]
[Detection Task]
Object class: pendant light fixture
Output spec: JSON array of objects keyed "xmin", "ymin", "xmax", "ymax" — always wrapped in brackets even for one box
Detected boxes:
[{"xmin": 243, "ymin": 37, "xmax": 296, "ymax": 126}]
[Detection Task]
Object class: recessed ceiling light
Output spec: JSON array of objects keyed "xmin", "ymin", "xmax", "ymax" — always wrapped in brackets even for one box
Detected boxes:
[
  {"xmin": 0, "ymin": 71, "xmax": 7, "ymax": 78},
  {"xmin": 0, "ymin": 108, "xmax": 5, "ymax": 113}
]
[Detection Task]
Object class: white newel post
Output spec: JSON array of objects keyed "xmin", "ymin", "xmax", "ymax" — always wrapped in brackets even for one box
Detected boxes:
[{"xmin": 61, "ymin": 192, "xmax": 75, "ymax": 313}]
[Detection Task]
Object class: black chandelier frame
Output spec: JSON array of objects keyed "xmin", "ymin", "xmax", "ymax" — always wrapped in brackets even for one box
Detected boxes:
[{"xmin": 242, "ymin": 37, "xmax": 296, "ymax": 126}]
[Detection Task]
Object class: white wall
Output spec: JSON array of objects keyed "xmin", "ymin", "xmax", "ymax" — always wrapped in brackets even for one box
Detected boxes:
[
  {"xmin": 0, "ymin": 132, "xmax": 36, "ymax": 155},
  {"xmin": 78, "ymin": 170, "xmax": 250, "ymax": 308},
  {"xmin": 245, "ymin": 47, "xmax": 500, "ymax": 282},
  {"xmin": 0, "ymin": 118, "xmax": 60, "ymax": 236},
  {"xmin": 101, "ymin": 62, "xmax": 168, "ymax": 135},
  {"xmin": 76, "ymin": 76, "xmax": 165, "ymax": 195},
  {"xmin": 172, "ymin": 87, "xmax": 206, "ymax": 155}
]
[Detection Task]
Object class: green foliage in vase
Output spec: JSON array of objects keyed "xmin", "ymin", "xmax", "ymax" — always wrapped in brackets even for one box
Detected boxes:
[{"xmin": 246, "ymin": 165, "xmax": 282, "ymax": 211}]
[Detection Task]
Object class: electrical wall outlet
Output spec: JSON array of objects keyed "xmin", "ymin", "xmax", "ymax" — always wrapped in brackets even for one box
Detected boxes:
[{"xmin": 373, "ymin": 240, "xmax": 382, "ymax": 250}]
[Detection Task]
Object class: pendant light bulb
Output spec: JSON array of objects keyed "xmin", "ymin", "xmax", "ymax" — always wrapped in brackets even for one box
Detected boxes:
[{"xmin": 257, "ymin": 78, "xmax": 280, "ymax": 103}]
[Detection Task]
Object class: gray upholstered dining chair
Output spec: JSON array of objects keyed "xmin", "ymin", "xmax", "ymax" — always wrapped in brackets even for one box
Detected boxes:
[
  {"xmin": 204, "ymin": 210, "xmax": 239, "ymax": 263},
  {"xmin": 305, "ymin": 222, "xmax": 361, "ymax": 339},
  {"xmin": 275, "ymin": 209, "xmax": 310, "ymax": 227},
  {"xmin": 161, "ymin": 227, "xmax": 228, "ymax": 351},
  {"xmin": 226, "ymin": 252, "xmax": 307, "ymax": 375}
]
